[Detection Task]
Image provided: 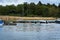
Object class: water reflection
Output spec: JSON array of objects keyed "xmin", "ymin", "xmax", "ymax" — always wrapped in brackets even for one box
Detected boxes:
[{"xmin": 0, "ymin": 23, "xmax": 60, "ymax": 40}]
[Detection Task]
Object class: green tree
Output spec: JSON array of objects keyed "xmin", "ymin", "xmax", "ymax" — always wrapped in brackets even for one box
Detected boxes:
[{"xmin": 57, "ymin": 3, "xmax": 60, "ymax": 17}]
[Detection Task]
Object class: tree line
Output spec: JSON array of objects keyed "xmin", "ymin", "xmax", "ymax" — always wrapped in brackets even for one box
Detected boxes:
[{"xmin": 0, "ymin": 1, "xmax": 60, "ymax": 17}]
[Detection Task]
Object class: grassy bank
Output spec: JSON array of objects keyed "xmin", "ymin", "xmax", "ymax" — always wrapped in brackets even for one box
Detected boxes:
[{"xmin": 0, "ymin": 16, "xmax": 56, "ymax": 21}]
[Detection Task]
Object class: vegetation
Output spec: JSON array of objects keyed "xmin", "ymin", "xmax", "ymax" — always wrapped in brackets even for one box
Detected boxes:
[{"xmin": 0, "ymin": 1, "xmax": 60, "ymax": 17}]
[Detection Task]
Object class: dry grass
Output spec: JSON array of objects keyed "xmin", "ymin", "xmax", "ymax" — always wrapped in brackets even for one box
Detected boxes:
[{"xmin": 0, "ymin": 16, "xmax": 56, "ymax": 21}]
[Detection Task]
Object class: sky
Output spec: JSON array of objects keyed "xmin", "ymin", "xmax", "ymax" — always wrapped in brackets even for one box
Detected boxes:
[{"xmin": 0, "ymin": 0, "xmax": 60, "ymax": 6}]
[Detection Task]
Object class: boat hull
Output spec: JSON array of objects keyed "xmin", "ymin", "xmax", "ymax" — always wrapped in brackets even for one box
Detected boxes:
[{"xmin": 55, "ymin": 21, "xmax": 60, "ymax": 23}]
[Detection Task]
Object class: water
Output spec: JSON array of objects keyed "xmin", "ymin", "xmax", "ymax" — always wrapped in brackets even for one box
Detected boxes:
[{"xmin": 0, "ymin": 23, "xmax": 60, "ymax": 40}]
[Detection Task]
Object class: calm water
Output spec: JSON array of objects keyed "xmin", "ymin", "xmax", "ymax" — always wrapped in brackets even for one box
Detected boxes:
[{"xmin": 0, "ymin": 23, "xmax": 60, "ymax": 40}]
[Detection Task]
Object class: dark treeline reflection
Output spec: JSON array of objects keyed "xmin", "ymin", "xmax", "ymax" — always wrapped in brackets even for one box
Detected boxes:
[{"xmin": 0, "ymin": 1, "xmax": 60, "ymax": 17}]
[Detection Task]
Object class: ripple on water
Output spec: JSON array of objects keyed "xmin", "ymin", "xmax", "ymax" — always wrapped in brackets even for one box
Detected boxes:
[{"xmin": 0, "ymin": 23, "xmax": 60, "ymax": 40}]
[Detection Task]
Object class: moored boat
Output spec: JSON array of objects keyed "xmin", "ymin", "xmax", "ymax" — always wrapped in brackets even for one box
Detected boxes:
[
  {"xmin": 0, "ymin": 19, "xmax": 4, "ymax": 26},
  {"xmin": 55, "ymin": 19, "xmax": 60, "ymax": 23}
]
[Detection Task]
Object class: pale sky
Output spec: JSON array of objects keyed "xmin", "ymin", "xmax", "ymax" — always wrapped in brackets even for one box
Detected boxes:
[{"xmin": 0, "ymin": 0, "xmax": 59, "ymax": 6}]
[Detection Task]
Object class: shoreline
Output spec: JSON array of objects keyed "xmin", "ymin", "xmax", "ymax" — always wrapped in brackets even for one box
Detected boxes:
[{"xmin": 0, "ymin": 16, "xmax": 56, "ymax": 21}]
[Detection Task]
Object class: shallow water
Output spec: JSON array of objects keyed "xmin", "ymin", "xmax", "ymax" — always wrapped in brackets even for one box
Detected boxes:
[{"xmin": 0, "ymin": 23, "xmax": 60, "ymax": 40}]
